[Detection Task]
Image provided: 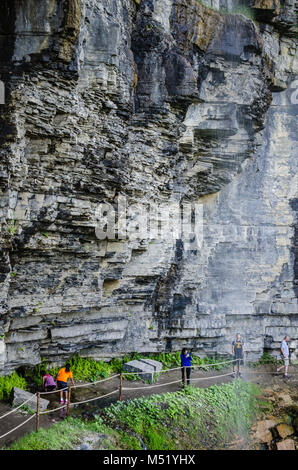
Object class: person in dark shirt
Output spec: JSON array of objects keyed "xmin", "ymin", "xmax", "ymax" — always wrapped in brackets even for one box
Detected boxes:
[
  {"xmin": 232, "ymin": 333, "xmax": 245, "ymax": 378},
  {"xmin": 181, "ymin": 348, "xmax": 192, "ymax": 386}
]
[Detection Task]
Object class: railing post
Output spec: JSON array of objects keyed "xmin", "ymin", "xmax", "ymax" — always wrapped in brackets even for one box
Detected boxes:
[
  {"xmin": 66, "ymin": 387, "xmax": 71, "ymax": 416},
  {"xmin": 119, "ymin": 372, "xmax": 123, "ymax": 402},
  {"xmin": 36, "ymin": 392, "xmax": 40, "ymax": 432},
  {"xmin": 183, "ymin": 367, "xmax": 186, "ymax": 387}
]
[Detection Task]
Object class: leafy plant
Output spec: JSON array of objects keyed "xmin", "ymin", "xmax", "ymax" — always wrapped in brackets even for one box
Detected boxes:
[
  {"xmin": 258, "ymin": 352, "xmax": 278, "ymax": 364},
  {"xmin": 0, "ymin": 372, "xmax": 28, "ymax": 401},
  {"xmin": 6, "ymin": 218, "xmax": 17, "ymax": 236}
]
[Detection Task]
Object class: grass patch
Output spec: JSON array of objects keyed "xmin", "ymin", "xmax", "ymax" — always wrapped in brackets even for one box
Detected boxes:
[{"xmin": 4, "ymin": 416, "xmax": 109, "ymax": 451}]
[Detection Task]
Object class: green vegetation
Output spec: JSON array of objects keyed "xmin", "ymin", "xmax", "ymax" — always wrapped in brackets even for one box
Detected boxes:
[
  {"xmin": 249, "ymin": 352, "xmax": 282, "ymax": 368},
  {"xmin": 4, "ymin": 380, "xmax": 262, "ymax": 450},
  {"xmin": 5, "ymin": 416, "xmax": 112, "ymax": 451},
  {"xmin": 66, "ymin": 355, "xmax": 116, "ymax": 381},
  {"xmin": 6, "ymin": 218, "xmax": 17, "ymax": 236},
  {"xmin": 146, "ymin": 351, "xmax": 226, "ymax": 370},
  {"xmin": 258, "ymin": 352, "xmax": 280, "ymax": 364},
  {"xmin": 26, "ymin": 355, "xmax": 125, "ymax": 388},
  {"xmin": 1, "ymin": 351, "xmax": 280, "ymax": 398},
  {"xmin": 23, "ymin": 352, "xmax": 228, "ymax": 388},
  {"xmin": 0, "ymin": 352, "xmax": 227, "ymax": 397},
  {"xmin": 102, "ymin": 380, "xmax": 261, "ymax": 450},
  {"xmin": 19, "ymin": 404, "xmax": 36, "ymax": 415},
  {"xmin": 0, "ymin": 372, "xmax": 28, "ymax": 401}
]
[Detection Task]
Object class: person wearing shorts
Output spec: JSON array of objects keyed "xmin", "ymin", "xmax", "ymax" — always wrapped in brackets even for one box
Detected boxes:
[
  {"xmin": 56, "ymin": 363, "xmax": 75, "ymax": 404},
  {"xmin": 232, "ymin": 333, "xmax": 244, "ymax": 378},
  {"xmin": 276, "ymin": 336, "xmax": 291, "ymax": 378}
]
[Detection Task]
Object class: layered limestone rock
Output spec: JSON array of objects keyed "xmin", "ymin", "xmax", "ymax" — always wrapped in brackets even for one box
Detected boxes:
[{"xmin": 0, "ymin": 0, "xmax": 297, "ymax": 373}]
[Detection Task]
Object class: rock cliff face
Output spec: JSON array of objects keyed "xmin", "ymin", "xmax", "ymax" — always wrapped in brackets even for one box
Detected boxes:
[{"xmin": 0, "ymin": 0, "xmax": 297, "ymax": 373}]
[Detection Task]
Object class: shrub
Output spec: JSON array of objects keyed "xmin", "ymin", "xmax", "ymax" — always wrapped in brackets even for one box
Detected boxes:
[{"xmin": 0, "ymin": 372, "xmax": 28, "ymax": 401}]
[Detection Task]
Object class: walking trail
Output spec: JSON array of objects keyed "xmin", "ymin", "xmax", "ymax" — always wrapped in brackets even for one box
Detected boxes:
[{"xmin": 0, "ymin": 363, "xmax": 297, "ymax": 449}]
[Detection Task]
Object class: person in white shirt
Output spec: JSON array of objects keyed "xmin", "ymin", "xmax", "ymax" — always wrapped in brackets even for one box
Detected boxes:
[{"xmin": 276, "ymin": 335, "xmax": 291, "ymax": 378}]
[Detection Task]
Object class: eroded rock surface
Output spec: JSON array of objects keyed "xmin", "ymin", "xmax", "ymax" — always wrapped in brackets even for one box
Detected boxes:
[{"xmin": 0, "ymin": 0, "xmax": 297, "ymax": 372}]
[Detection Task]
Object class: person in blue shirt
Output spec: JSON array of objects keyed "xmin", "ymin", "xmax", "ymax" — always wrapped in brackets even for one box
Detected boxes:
[{"xmin": 181, "ymin": 348, "xmax": 192, "ymax": 386}]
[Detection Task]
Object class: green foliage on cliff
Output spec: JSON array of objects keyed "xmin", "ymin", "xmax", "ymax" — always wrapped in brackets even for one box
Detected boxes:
[
  {"xmin": 27, "ymin": 352, "xmax": 227, "ymax": 387},
  {"xmin": 28, "ymin": 355, "xmax": 115, "ymax": 386},
  {"xmin": 0, "ymin": 372, "xmax": 28, "ymax": 401}
]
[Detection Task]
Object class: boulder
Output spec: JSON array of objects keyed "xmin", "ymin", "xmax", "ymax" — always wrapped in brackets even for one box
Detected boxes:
[
  {"xmin": 253, "ymin": 419, "xmax": 276, "ymax": 443},
  {"xmin": 276, "ymin": 424, "xmax": 295, "ymax": 439},
  {"xmin": 276, "ymin": 439, "xmax": 295, "ymax": 450},
  {"xmin": 123, "ymin": 359, "xmax": 163, "ymax": 382},
  {"xmin": 11, "ymin": 387, "xmax": 49, "ymax": 412},
  {"xmin": 278, "ymin": 393, "xmax": 293, "ymax": 406}
]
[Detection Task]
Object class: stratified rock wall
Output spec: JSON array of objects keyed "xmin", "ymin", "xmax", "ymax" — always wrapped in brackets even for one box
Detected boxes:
[{"xmin": 0, "ymin": 0, "xmax": 297, "ymax": 372}]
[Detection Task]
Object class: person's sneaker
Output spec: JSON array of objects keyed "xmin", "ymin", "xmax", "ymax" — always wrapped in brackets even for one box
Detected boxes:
[
  {"xmin": 60, "ymin": 399, "xmax": 64, "ymax": 404},
  {"xmin": 232, "ymin": 372, "xmax": 236, "ymax": 378},
  {"xmin": 65, "ymin": 399, "xmax": 68, "ymax": 404},
  {"xmin": 284, "ymin": 375, "xmax": 291, "ymax": 379}
]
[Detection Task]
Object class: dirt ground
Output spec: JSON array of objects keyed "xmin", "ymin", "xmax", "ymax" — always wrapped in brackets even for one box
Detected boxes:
[{"xmin": 1, "ymin": 363, "xmax": 297, "ymax": 449}]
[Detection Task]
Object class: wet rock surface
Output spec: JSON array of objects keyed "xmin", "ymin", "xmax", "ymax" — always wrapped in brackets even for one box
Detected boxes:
[
  {"xmin": 0, "ymin": 0, "xmax": 297, "ymax": 372},
  {"xmin": 250, "ymin": 382, "xmax": 298, "ymax": 450}
]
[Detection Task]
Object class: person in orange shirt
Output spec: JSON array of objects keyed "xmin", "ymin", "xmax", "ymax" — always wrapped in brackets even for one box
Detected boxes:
[{"xmin": 56, "ymin": 363, "xmax": 75, "ymax": 404}]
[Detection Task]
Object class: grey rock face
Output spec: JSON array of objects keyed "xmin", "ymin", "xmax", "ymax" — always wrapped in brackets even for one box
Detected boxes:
[
  {"xmin": 0, "ymin": 0, "xmax": 297, "ymax": 373},
  {"xmin": 123, "ymin": 358, "xmax": 163, "ymax": 382},
  {"xmin": 11, "ymin": 387, "xmax": 49, "ymax": 412}
]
